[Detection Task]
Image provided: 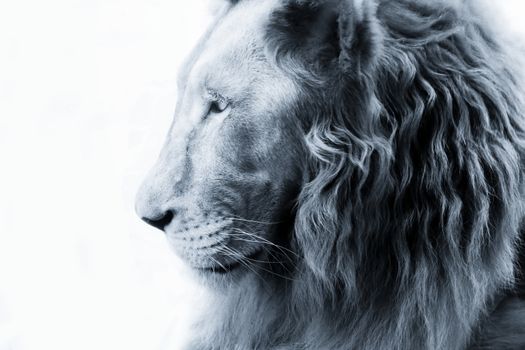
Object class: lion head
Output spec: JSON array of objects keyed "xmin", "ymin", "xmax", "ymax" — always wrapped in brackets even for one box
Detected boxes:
[
  {"xmin": 136, "ymin": 1, "xmax": 305, "ymax": 285},
  {"xmin": 136, "ymin": 0, "xmax": 525, "ymax": 349}
]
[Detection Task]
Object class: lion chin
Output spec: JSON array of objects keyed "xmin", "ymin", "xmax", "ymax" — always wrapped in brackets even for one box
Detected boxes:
[{"xmin": 136, "ymin": 0, "xmax": 525, "ymax": 349}]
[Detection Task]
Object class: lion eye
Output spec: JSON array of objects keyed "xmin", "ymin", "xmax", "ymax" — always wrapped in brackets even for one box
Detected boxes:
[{"xmin": 209, "ymin": 98, "xmax": 229, "ymax": 114}]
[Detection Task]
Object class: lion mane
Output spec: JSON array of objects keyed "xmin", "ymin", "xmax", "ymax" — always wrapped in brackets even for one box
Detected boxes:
[{"xmin": 190, "ymin": 1, "xmax": 525, "ymax": 349}]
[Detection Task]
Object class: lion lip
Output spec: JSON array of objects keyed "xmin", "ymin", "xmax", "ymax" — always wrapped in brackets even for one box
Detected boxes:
[
  {"xmin": 196, "ymin": 250, "xmax": 263, "ymax": 274},
  {"xmin": 197, "ymin": 261, "xmax": 242, "ymax": 274}
]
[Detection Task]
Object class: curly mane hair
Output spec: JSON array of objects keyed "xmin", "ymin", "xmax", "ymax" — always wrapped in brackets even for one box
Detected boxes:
[{"xmin": 192, "ymin": 1, "xmax": 525, "ymax": 349}]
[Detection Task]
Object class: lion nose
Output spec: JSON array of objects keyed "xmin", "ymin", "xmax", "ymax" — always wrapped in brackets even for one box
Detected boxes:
[
  {"xmin": 141, "ymin": 210, "xmax": 175, "ymax": 231},
  {"xmin": 135, "ymin": 181, "xmax": 177, "ymax": 232}
]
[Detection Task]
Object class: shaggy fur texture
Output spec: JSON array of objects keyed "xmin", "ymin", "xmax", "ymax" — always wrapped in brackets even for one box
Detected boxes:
[{"xmin": 188, "ymin": 1, "xmax": 525, "ymax": 349}]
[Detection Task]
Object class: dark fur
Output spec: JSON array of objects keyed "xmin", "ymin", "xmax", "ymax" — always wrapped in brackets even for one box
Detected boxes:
[{"xmin": 193, "ymin": 1, "xmax": 525, "ymax": 349}]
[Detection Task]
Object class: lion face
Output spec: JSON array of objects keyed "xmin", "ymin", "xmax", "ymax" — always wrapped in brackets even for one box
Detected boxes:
[{"xmin": 136, "ymin": 1, "xmax": 304, "ymax": 284}]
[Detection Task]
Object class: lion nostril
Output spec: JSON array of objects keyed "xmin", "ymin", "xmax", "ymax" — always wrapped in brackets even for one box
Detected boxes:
[{"xmin": 142, "ymin": 210, "xmax": 175, "ymax": 231}]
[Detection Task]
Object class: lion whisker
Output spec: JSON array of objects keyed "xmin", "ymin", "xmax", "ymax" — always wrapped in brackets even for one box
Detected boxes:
[
  {"xmin": 229, "ymin": 228, "xmax": 299, "ymax": 258},
  {"xmin": 220, "ymin": 245, "xmax": 297, "ymax": 282},
  {"xmin": 218, "ymin": 233, "xmax": 297, "ymax": 273},
  {"xmin": 217, "ymin": 245, "xmax": 267, "ymax": 282},
  {"xmin": 209, "ymin": 255, "xmax": 229, "ymax": 274},
  {"xmin": 224, "ymin": 216, "xmax": 283, "ymax": 225}
]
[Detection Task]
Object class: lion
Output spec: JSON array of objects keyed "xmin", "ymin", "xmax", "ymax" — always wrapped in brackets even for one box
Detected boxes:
[{"xmin": 135, "ymin": 0, "xmax": 525, "ymax": 349}]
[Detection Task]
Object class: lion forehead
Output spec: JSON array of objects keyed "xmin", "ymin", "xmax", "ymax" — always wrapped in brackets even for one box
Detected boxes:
[{"xmin": 181, "ymin": 0, "xmax": 300, "ymax": 113}]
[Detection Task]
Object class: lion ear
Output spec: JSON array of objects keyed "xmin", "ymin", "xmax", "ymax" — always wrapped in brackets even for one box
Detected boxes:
[{"xmin": 267, "ymin": 0, "xmax": 380, "ymax": 73}]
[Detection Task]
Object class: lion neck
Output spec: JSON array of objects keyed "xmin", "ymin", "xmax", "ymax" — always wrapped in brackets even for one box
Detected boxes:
[{"xmin": 191, "ymin": 262, "xmax": 487, "ymax": 350}]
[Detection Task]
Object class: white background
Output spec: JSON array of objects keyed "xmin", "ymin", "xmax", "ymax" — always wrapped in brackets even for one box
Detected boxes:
[{"xmin": 0, "ymin": 1, "xmax": 524, "ymax": 350}]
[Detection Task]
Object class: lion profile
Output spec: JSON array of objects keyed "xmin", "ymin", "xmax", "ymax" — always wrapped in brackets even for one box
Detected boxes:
[{"xmin": 136, "ymin": 0, "xmax": 525, "ymax": 349}]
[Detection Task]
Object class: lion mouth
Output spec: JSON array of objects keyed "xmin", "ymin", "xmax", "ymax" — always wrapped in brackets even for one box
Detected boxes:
[{"xmin": 196, "ymin": 250, "xmax": 263, "ymax": 274}]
